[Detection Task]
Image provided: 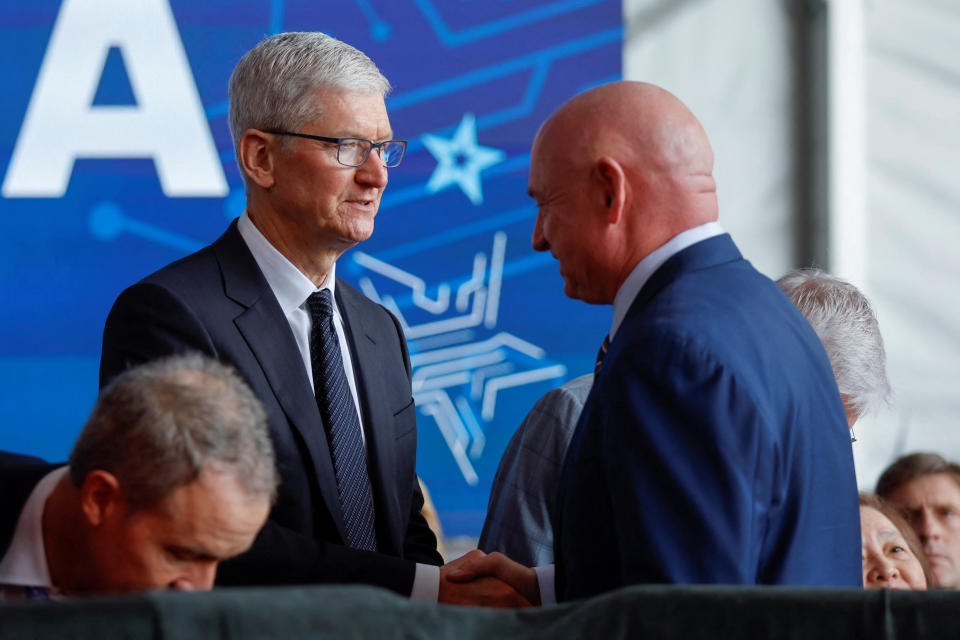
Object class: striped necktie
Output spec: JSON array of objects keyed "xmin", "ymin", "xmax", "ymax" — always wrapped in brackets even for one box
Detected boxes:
[{"xmin": 306, "ymin": 289, "xmax": 378, "ymax": 552}]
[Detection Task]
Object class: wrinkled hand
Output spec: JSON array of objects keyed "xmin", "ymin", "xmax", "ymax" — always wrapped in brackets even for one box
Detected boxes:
[
  {"xmin": 438, "ymin": 550, "xmax": 534, "ymax": 608},
  {"xmin": 442, "ymin": 550, "xmax": 541, "ymax": 606}
]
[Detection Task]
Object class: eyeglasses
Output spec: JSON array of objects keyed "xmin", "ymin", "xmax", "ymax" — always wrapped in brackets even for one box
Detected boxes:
[{"xmin": 263, "ymin": 130, "xmax": 407, "ymax": 168}]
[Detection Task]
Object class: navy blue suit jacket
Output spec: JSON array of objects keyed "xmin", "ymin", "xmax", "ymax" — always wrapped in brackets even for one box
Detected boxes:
[
  {"xmin": 99, "ymin": 221, "xmax": 441, "ymax": 594},
  {"xmin": 555, "ymin": 234, "xmax": 862, "ymax": 600}
]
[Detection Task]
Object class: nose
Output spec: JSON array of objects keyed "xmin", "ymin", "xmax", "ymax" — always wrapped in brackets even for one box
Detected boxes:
[
  {"xmin": 356, "ymin": 148, "xmax": 389, "ymax": 189},
  {"xmin": 170, "ymin": 563, "xmax": 218, "ymax": 592},
  {"xmin": 866, "ymin": 558, "xmax": 901, "ymax": 587},
  {"xmin": 915, "ymin": 509, "xmax": 942, "ymax": 543},
  {"xmin": 532, "ymin": 212, "xmax": 548, "ymax": 252}
]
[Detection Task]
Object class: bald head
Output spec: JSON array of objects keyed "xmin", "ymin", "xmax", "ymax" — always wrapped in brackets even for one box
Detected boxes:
[
  {"xmin": 529, "ymin": 81, "xmax": 718, "ymax": 303},
  {"xmin": 538, "ymin": 82, "xmax": 715, "ymax": 179}
]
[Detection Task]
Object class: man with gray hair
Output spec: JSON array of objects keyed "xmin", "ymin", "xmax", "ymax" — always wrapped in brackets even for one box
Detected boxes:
[
  {"xmin": 0, "ymin": 353, "xmax": 276, "ymax": 598},
  {"xmin": 100, "ymin": 32, "xmax": 526, "ymax": 606},
  {"xmin": 776, "ymin": 268, "xmax": 891, "ymax": 428}
]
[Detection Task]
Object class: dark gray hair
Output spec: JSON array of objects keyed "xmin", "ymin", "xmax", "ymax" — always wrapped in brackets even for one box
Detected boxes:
[
  {"xmin": 876, "ymin": 452, "xmax": 960, "ymax": 499},
  {"xmin": 69, "ymin": 353, "xmax": 278, "ymax": 510},
  {"xmin": 228, "ymin": 31, "xmax": 390, "ymax": 169},
  {"xmin": 777, "ymin": 268, "xmax": 891, "ymax": 420}
]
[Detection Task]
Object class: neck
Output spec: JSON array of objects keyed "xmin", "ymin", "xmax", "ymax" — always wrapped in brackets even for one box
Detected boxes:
[
  {"xmin": 42, "ymin": 476, "xmax": 92, "ymax": 595},
  {"xmin": 247, "ymin": 207, "xmax": 346, "ymax": 288}
]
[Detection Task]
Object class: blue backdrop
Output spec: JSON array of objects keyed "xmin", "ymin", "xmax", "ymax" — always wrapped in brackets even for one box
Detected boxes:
[{"xmin": 0, "ymin": 0, "xmax": 619, "ymax": 535}]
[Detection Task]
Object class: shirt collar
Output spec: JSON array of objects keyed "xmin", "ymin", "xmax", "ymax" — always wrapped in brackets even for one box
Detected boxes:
[
  {"xmin": 237, "ymin": 211, "xmax": 336, "ymax": 310},
  {"xmin": 0, "ymin": 467, "xmax": 67, "ymax": 590},
  {"xmin": 610, "ymin": 221, "xmax": 725, "ymax": 340}
]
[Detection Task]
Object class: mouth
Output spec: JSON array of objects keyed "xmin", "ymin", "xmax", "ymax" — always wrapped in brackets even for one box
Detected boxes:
[{"xmin": 344, "ymin": 198, "xmax": 378, "ymax": 211}]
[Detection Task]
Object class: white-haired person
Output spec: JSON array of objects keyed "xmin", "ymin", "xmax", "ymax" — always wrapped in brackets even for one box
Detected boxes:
[{"xmin": 777, "ymin": 268, "xmax": 892, "ymax": 432}]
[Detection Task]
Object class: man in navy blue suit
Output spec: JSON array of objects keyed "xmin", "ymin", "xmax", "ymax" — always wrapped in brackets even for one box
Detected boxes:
[
  {"xmin": 538, "ymin": 81, "xmax": 861, "ymax": 599},
  {"xmin": 453, "ymin": 81, "xmax": 861, "ymax": 602}
]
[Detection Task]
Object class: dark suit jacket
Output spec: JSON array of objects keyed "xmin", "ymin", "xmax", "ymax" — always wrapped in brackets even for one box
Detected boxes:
[
  {"xmin": 0, "ymin": 452, "xmax": 55, "ymax": 559},
  {"xmin": 555, "ymin": 234, "xmax": 862, "ymax": 600},
  {"xmin": 100, "ymin": 221, "xmax": 442, "ymax": 594}
]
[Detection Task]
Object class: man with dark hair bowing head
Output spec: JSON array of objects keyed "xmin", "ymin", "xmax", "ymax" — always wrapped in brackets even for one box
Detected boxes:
[
  {"xmin": 454, "ymin": 81, "xmax": 861, "ymax": 602},
  {"xmin": 0, "ymin": 354, "xmax": 275, "ymax": 599},
  {"xmin": 100, "ymin": 32, "xmax": 526, "ymax": 606}
]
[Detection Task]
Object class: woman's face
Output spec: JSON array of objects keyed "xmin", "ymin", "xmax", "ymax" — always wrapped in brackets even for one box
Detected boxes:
[{"xmin": 861, "ymin": 505, "xmax": 927, "ymax": 590}]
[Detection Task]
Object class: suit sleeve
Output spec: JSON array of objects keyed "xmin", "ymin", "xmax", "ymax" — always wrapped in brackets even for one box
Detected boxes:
[
  {"xmin": 384, "ymin": 305, "xmax": 444, "ymax": 567},
  {"xmin": 101, "ymin": 283, "xmax": 420, "ymax": 594},
  {"xmin": 597, "ymin": 332, "xmax": 770, "ymax": 585}
]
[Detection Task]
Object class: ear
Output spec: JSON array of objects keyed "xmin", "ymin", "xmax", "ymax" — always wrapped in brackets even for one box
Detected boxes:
[
  {"xmin": 79, "ymin": 470, "xmax": 123, "ymax": 527},
  {"xmin": 594, "ymin": 157, "xmax": 627, "ymax": 224},
  {"xmin": 238, "ymin": 129, "xmax": 278, "ymax": 189}
]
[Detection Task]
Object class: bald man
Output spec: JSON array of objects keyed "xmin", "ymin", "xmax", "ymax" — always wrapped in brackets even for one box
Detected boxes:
[
  {"xmin": 453, "ymin": 82, "xmax": 860, "ymax": 601},
  {"xmin": 539, "ymin": 82, "xmax": 860, "ymax": 597}
]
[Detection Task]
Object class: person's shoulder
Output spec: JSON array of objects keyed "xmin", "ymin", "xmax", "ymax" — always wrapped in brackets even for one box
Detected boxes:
[
  {"xmin": 550, "ymin": 374, "xmax": 593, "ymax": 405},
  {"xmin": 0, "ymin": 451, "xmax": 49, "ymax": 470}
]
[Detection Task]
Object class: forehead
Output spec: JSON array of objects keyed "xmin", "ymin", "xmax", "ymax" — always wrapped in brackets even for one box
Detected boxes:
[
  {"xmin": 307, "ymin": 89, "xmax": 390, "ymax": 137},
  {"xmin": 860, "ymin": 506, "xmax": 902, "ymax": 540},
  {"xmin": 140, "ymin": 471, "xmax": 269, "ymax": 548}
]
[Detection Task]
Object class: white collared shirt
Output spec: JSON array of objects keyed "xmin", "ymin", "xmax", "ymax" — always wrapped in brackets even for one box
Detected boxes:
[
  {"xmin": 237, "ymin": 212, "xmax": 366, "ymax": 441},
  {"xmin": 610, "ymin": 222, "xmax": 725, "ymax": 341},
  {"xmin": 0, "ymin": 467, "xmax": 66, "ymax": 599}
]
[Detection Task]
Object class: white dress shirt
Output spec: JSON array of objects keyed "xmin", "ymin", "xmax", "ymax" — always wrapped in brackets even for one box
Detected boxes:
[
  {"xmin": 237, "ymin": 213, "xmax": 439, "ymax": 601},
  {"xmin": 0, "ymin": 467, "xmax": 66, "ymax": 600}
]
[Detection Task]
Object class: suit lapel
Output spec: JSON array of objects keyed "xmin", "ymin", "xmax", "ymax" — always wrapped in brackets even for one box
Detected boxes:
[
  {"xmin": 213, "ymin": 222, "xmax": 347, "ymax": 540},
  {"xmin": 335, "ymin": 280, "xmax": 403, "ymax": 556}
]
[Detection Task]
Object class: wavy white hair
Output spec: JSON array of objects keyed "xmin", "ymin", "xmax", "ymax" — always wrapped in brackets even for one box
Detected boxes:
[{"xmin": 777, "ymin": 268, "xmax": 891, "ymax": 420}]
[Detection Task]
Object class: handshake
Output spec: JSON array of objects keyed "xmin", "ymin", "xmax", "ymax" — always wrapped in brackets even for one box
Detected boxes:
[{"xmin": 438, "ymin": 550, "xmax": 542, "ymax": 608}]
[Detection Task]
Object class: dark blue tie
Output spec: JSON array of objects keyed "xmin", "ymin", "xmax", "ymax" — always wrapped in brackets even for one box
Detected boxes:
[
  {"xmin": 306, "ymin": 289, "xmax": 378, "ymax": 552},
  {"xmin": 594, "ymin": 334, "xmax": 611, "ymax": 377},
  {"xmin": 23, "ymin": 585, "xmax": 50, "ymax": 600}
]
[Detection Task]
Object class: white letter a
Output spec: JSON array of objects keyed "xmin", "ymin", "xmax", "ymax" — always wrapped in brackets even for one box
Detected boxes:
[{"xmin": 2, "ymin": 0, "xmax": 228, "ymax": 198}]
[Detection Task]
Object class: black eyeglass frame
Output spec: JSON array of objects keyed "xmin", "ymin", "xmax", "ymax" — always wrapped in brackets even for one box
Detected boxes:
[{"xmin": 263, "ymin": 130, "xmax": 407, "ymax": 167}]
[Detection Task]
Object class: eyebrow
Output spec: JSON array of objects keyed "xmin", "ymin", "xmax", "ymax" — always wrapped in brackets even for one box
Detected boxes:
[{"xmin": 169, "ymin": 545, "xmax": 220, "ymax": 562}]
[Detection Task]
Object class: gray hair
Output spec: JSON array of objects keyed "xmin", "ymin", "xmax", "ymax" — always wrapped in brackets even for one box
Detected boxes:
[
  {"xmin": 228, "ymin": 31, "xmax": 390, "ymax": 170},
  {"xmin": 777, "ymin": 268, "xmax": 892, "ymax": 419},
  {"xmin": 69, "ymin": 353, "xmax": 278, "ymax": 510}
]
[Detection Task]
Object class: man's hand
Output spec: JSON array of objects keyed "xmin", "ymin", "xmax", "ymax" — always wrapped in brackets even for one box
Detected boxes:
[
  {"xmin": 438, "ymin": 550, "xmax": 534, "ymax": 608},
  {"xmin": 441, "ymin": 550, "xmax": 541, "ymax": 606}
]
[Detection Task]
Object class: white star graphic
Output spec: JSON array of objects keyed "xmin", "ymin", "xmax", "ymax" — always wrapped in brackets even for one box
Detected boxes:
[{"xmin": 421, "ymin": 113, "xmax": 505, "ymax": 205}]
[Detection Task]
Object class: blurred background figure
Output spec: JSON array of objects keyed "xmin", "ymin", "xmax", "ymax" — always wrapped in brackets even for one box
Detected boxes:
[
  {"xmin": 859, "ymin": 493, "xmax": 931, "ymax": 590},
  {"xmin": 876, "ymin": 453, "xmax": 960, "ymax": 589},
  {"xmin": 0, "ymin": 353, "xmax": 277, "ymax": 599},
  {"xmin": 479, "ymin": 374, "xmax": 592, "ymax": 567},
  {"xmin": 776, "ymin": 268, "xmax": 891, "ymax": 430}
]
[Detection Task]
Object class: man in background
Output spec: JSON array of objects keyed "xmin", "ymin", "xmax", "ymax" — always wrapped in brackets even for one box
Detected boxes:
[
  {"xmin": 776, "ymin": 268, "xmax": 891, "ymax": 431},
  {"xmin": 877, "ymin": 453, "xmax": 960, "ymax": 589},
  {"xmin": 0, "ymin": 353, "xmax": 276, "ymax": 599}
]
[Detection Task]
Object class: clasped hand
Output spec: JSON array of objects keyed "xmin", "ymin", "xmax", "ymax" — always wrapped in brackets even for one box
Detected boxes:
[{"xmin": 438, "ymin": 550, "xmax": 541, "ymax": 608}]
